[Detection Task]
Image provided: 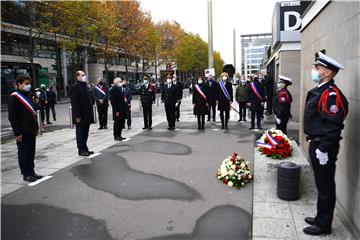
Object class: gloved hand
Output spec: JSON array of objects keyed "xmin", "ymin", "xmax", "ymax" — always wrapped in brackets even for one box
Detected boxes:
[
  {"xmin": 275, "ymin": 116, "xmax": 281, "ymax": 124},
  {"xmin": 316, "ymin": 149, "xmax": 329, "ymax": 165}
]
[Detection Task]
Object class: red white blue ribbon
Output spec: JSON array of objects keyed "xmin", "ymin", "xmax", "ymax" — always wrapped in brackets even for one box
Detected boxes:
[
  {"xmin": 194, "ymin": 84, "xmax": 207, "ymax": 101},
  {"xmin": 250, "ymin": 82, "xmax": 263, "ymax": 101},
  {"xmin": 256, "ymin": 141, "xmax": 273, "ymax": 149},
  {"xmin": 11, "ymin": 91, "xmax": 36, "ymax": 117},
  {"xmin": 219, "ymin": 80, "xmax": 231, "ymax": 101},
  {"xmin": 265, "ymin": 131, "xmax": 279, "ymax": 145},
  {"xmin": 95, "ymin": 86, "xmax": 106, "ymax": 96}
]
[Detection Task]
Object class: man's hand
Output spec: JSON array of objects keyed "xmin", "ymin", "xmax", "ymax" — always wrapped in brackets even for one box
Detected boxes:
[
  {"xmin": 99, "ymin": 99, "xmax": 104, "ymax": 104},
  {"xmin": 15, "ymin": 135, "xmax": 23, "ymax": 142},
  {"xmin": 75, "ymin": 117, "xmax": 81, "ymax": 123},
  {"xmin": 275, "ymin": 116, "xmax": 281, "ymax": 125},
  {"xmin": 316, "ymin": 149, "xmax": 329, "ymax": 165}
]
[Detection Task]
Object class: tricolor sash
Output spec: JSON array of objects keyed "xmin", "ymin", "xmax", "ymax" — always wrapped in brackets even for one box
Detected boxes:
[
  {"xmin": 95, "ymin": 86, "xmax": 106, "ymax": 96},
  {"xmin": 265, "ymin": 131, "xmax": 279, "ymax": 145},
  {"xmin": 194, "ymin": 84, "xmax": 207, "ymax": 101},
  {"xmin": 219, "ymin": 80, "xmax": 231, "ymax": 101},
  {"xmin": 11, "ymin": 91, "xmax": 36, "ymax": 117},
  {"xmin": 256, "ymin": 141, "xmax": 273, "ymax": 149},
  {"xmin": 250, "ymin": 82, "xmax": 263, "ymax": 101}
]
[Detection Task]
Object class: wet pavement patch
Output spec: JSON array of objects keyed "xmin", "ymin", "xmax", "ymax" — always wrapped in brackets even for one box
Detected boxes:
[
  {"xmin": 144, "ymin": 205, "xmax": 251, "ymax": 240},
  {"xmin": 1, "ymin": 203, "xmax": 114, "ymax": 240},
  {"xmin": 70, "ymin": 154, "xmax": 201, "ymax": 201}
]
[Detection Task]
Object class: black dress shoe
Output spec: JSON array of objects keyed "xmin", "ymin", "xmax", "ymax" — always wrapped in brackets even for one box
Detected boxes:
[
  {"xmin": 143, "ymin": 127, "xmax": 148, "ymax": 130},
  {"xmin": 87, "ymin": 150, "xmax": 94, "ymax": 154},
  {"xmin": 47, "ymin": 122, "xmax": 53, "ymax": 124},
  {"xmin": 257, "ymin": 126, "xmax": 263, "ymax": 130},
  {"xmin": 32, "ymin": 173, "xmax": 43, "ymax": 179},
  {"xmin": 249, "ymin": 127, "xmax": 255, "ymax": 130},
  {"xmin": 103, "ymin": 126, "xmax": 108, "ymax": 129},
  {"xmin": 23, "ymin": 176, "xmax": 38, "ymax": 182},
  {"xmin": 119, "ymin": 137, "xmax": 126, "ymax": 141},
  {"xmin": 128, "ymin": 126, "xmax": 131, "ymax": 129},
  {"xmin": 79, "ymin": 151, "xmax": 90, "ymax": 156},
  {"xmin": 98, "ymin": 126, "xmax": 103, "ymax": 130},
  {"xmin": 303, "ymin": 225, "xmax": 331, "ymax": 235},
  {"xmin": 221, "ymin": 126, "xmax": 224, "ymax": 129},
  {"xmin": 305, "ymin": 217, "xmax": 316, "ymax": 225},
  {"xmin": 167, "ymin": 127, "xmax": 171, "ymax": 130},
  {"xmin": 148, "ymin": 127, "xmax": 152, "ymax": 130}
]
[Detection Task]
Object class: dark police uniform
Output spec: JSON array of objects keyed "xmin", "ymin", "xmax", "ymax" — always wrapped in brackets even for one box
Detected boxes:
[
  {"xmin": 122, "ymin": 84, "xmax": 132, "ymax": 128},
  {"xmin": 192, "ymin": 82, "xmax": 208, "ymax": 130},
  {"xmin": 93, "ymin": 84, "xmax": 109, "ymax": 129},
  {"xmin": 273, "ymin": 85, "xmax": 292, "ymax": 134},
  {"xmin": 8, "ymin": 90, "xmax": 39, "ymax": 178},
  {"xmin": 302, "ymin": 51, "xmax": 349, "ymax": 236},
  {"xmin": 70, "ymin": 81, "xmax": 94, "ymax": 154},
  {"xmin": 216, "ymin": 80, "xmax": 233, "ymax": 129},
  {"xmin": 161, "ymin": 82, "xmax": 178, "ymax": 130},
  {"xmin": 140, "ymin": 82, "xmax": 156, "ymax": 129},
  {"xmin": 110, "ymin": 85, "xmax": 127, "ymax": 140},
  {"xmin": 206, "ymin": 79, "xmax": 218, "ymax": 121},
  {"xmin": 304, "ymin": 79, "xmax": 348, "ymax": 231}
]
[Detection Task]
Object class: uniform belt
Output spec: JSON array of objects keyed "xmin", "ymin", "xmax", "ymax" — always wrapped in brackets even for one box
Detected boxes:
[{"xmin": 306, "ymin": 136, "xmax": 322, "ymax": 142}]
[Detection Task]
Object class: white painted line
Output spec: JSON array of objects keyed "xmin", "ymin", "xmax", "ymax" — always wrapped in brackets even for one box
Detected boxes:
[
  {"xmin": 28, "ymin": 176, "xmax": 52, "ymax": 186},
  {"xmin": 213, "ymin": 128, "xmax": 219, "ymax": 131},
  {"xmin": 122, "ymin": 138, "xmax": 131, "ymax": 142},
  {"xmin": 89, "ymin": 152, "xmax": 101, "ymax": 159},
  {"xmin": 175, "ymin": 128, "xmax": 180, "ymax": 131}
]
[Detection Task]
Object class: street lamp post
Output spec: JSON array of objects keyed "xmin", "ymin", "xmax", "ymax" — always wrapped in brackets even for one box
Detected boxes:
[{"xmin": 207, "ymin": 0, "xmax": 214, "ymax": 69}]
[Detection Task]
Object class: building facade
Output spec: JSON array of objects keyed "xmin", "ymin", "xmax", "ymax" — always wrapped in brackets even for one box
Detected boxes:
[
  {"xmin": 240, "ymin": 33, "xmax": 272, "ymax": 77},
  {"xmin": 300, "ymin": 1, "xmax": 359, "ymax": 238}
]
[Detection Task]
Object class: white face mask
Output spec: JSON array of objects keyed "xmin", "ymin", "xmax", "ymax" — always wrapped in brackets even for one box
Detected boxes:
[
  {"xmin": 81, "ymin": 76, "xmax": 87, "ymax": 82},
  {"xmin": 23, "ymin": 84, "xmax": 31, "ymax": 92},
  {"xmin": 167, "ymin": 79, "xmax": 172, "ymax": 84},
  {"xmin": 222, "ymin": 76, "xmax": 227, "ymax": 81},
  {"xmin": 198, "ymin": 79, "xmax": 203, "ymax": 84},
  {"xmin": 144, "ymin": 80, "xmax": 148, "ymax": 84}
]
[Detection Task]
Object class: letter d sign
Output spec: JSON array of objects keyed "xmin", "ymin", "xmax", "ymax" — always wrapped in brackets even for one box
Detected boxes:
[{"xmin": 284, "ymin": 11, "xmax": 301, "ymax": 31}]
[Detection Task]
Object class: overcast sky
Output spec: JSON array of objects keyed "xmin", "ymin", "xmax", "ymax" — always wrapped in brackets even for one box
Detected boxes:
[{"xmin": 141, "ymin": 0, "xmax": 279, "ymax": 72}]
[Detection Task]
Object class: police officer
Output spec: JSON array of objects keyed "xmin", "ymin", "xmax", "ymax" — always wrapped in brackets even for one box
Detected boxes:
[
  {"xmin": 206, "ymin": 74, "xmax": 217, "ymax": 122},
  {"xmin": 110, "ymin": 78, "xmax": 127, "ymax": 141},
  {"xmin": 140, "ymin": 74, "xmax": 155, "ymax": 130},
  {"xmin": 303, "ymin": 52, "xmax": 348, "ymax": 236},
  {"xmin": 173, "ymin": 75, "xmax": 183, "ymax": 121},
  {"xmin": 161, "ymin": 74, "xmax": 178, "ymax": 130},
  {"xmin": 93, "ymin": 78, "xmax": 109, "ymax": 130},
  {"xmin": 8, "ymin": 75, "xmax": 43, "ymax": 182},
  {"xmin": 273, "ymin": 75, "xmax": 293, "ymax": 134}
]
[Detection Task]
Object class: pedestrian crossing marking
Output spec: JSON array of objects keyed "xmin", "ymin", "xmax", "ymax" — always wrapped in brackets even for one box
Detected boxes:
[{"xmin": 28, "ymin": 176, "xmax": 52, "ymax": 186}]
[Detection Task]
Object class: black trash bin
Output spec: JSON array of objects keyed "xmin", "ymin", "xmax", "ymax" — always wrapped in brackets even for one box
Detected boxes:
[{"xmin": 277, "ymin": 162, "xmax": 301, "ymax": 201}]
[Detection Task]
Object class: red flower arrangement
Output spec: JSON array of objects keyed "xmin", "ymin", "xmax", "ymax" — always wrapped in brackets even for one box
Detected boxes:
[{"xmin": 256, "ymin": 129, "xmax": 292, "ymax": 159}]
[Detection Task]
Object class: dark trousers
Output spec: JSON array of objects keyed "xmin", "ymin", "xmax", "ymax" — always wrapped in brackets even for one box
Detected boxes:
[
  {"xmin": 165, "ymin": 104, "xmax": 176, "ymax": 128},
  {"xmin": 50, "ymin": 105, "xmax": 56, "ymax": 120},
  {"xmin": 97, "ymin": 105, "xmax": 108, "ymax": 127},
  {"xmin": 276, "ymin": 116, "xmax": 289, "ymax": 134},
  {"xmin": 220, "ymin": 110, "xmax": 230, "ymax": 128},
  {"xmin": 76, "ymin": 123, "xmax": 90, "ymax": 152},
  {"xmin": 45, "ymin": 105, "xmax": 51, "ymax": 123},
  {"xmin": 251, "ymin": 110, "xmax": 262, "ymax": 128},
  {"xmin": 207, "ymin": 103, "xmax": 216, "ymax": 121},
  {"xmin": 17, "ymin": 134, "xmax": 36, "ymax": 177},
  {"xmin": 143, "ymin": 106, "xmax": 152, "ymax": 128},
  {"xmin": 238, "ymin": 102, "xmax": 247, "ymax": 120},
  {"xmin": 113, "ymin": 117, "xmax": 125, "ymax": 138},
  {"xmin": 266, "ymin": 94, "xmax": 273, "ymax": 114},
  {"xmin": 197, "ymin": 115, "xmax": 205, "ymax": 129},
  {"xmin": 175, "ymin": 103, "xmax": 181, "ymax": 120},
  {"xmin": 309, "ymin": 141, "xmax": 339, "ymax": 230},
  {"xmin": 127, "ymin": 108, "xmax": 131, "ymax": 127}
]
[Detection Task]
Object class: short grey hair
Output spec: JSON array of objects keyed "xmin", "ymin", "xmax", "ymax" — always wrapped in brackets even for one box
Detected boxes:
[{"xmin": 113, "ymin": 77, "xmax": 122, "ymax": 84}]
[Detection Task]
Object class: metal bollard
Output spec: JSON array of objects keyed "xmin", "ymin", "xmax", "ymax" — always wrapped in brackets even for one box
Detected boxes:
[
  {"xmin": 69, "ymin": 106, "xmax": 74, "ymax": 128},
  {"xmin": 36, "ymin": 110, "xmax": 42, "ymax": 135},
  {"xmin": 93, "ymin": 105, "xmax": 97, "ymax": 124}
]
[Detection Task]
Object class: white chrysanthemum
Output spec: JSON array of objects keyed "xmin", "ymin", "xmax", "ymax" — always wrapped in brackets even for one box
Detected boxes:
[{"xmin": 227, "ymin": 181, "xmax": 234, "ymax": 187}]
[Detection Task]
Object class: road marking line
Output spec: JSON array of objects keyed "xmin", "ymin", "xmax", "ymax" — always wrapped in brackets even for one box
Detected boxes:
[
  {"xmin": 28, "ymin": 176, "xmax": 52, "ymax": 186},
  {"xmin": 89, "ymin": 152, "xmax": 101, "ymax": 159},
  {"xmin": 122, "ymin": 138, "xmax": 131, "ymax": 142},
  {"xmin": 213, "ymin": 129, "xmax": 219, "ymax": 131}
]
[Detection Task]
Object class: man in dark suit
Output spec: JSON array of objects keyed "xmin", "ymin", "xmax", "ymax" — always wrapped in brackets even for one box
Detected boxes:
[
  {"xmin": 140, "ymin": 74, "xmax": 156, "ymax": 130},
  {"xmin": 93, "ymin": 78, "xmax": 109, "ymax": 130},
  {"xmin": 110, "ymin": 77, "xmax": 127, "ymax": 141},
  {"xmin": 248, "ymin": 74, "xmax": 266, "ymax": 130},
  {"xmin": 161, "ymin": 74, "xmax": 178, "ymax": 130},
  {"xmin": 47, "ymin": 86, "xmax": 57, "ymax": 122},
  {"xmin": 172, "ymin": 75, "xmax": 183, "ymax": 121},
  {"xmin": 8, "ymin": 75, "xmax": 42, "ymax": 182},
  {"xmin": 70, "ymin": 70, "xmax": 95, "ymax": 156},
  {"xmin": 206, "ymin": 74, "xmax": 217, "ymax": 122}
]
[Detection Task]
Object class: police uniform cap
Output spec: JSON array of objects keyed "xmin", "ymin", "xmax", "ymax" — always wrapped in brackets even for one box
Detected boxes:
[
  {"xmin": 313, "ymin": 52, "xmax": 344, "ymax": 72},
  {"xmin": 279, "ymin": 75, "xmax": 292, "ymax": 84}
]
